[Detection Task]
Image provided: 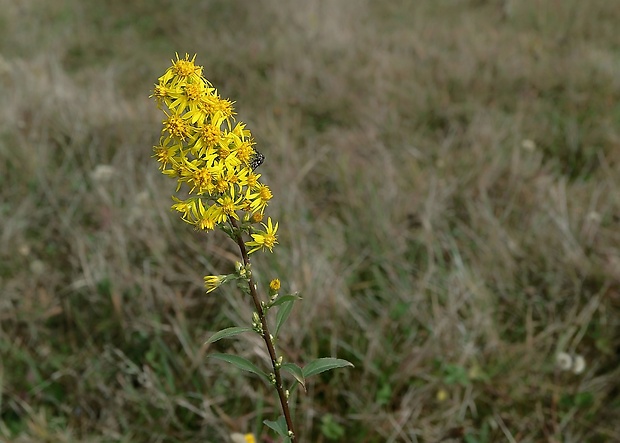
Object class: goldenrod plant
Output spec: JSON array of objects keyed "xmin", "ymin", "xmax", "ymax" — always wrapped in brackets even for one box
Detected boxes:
[{"xmin": 150, "ymin": 53, "xmax": 353, "ymax": 442}]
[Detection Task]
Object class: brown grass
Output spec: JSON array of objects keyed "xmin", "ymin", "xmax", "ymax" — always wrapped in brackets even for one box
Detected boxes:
[{"xmin": 1, "ymin": 0, "xmax": 619, "ymax": 442}]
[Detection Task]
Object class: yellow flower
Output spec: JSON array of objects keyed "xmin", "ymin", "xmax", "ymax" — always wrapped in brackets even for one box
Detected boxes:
[
  {"xmin": 270, "ymin": 279, "xmax": 281, "ymax": 291},
  {"xmin": 436, "ymin": 388, "xmax": 448, "ymax": 402},
  {"xmin": 152, "ymin": 54, "xmax": 277, "ymax": 236},
  {"xmin": 193, "ymin": 122, "xmax": 224, "ymax": 157},
  {"xmin": 245, "ymin": 171, "xmax": 261, "ymax": 189},
  {"xmin": 150, "ymin": 83, "xmax": 173, "ymax": 108},
  {"xmin": 168, "ymin": 78, "xmax": 208, "ymax": 114},
  {"xmin": 163, "ymin": 111, "xmax": 193, "ymax": 141},
  {"xmin": 210, "ymin": 94, "xmax": 236, "ymax": 123},
  {"xmin": 193, "ymin": 199, "xmax": 219, "ymax": 231},
  {"xmin": 217, "ymin": 190, "xmax": 244, "ymax": 219},
  {"xmin": 230, "ymin": 433, "xmax": 256, "ymax": 443},
  {"xmin": 152, "ymin": 137, "xmax": 180, "ymax": 170},
  {"xmin": 247, "ymin": 217, "xmax": 279, "ymax": 254},
  {"xmin": 171, "ymin": 196, "xmax": 194, "ymax": 222},
  {"xmin": 248, "ymin": 184, "xmax": 273, "ymax": 214},
  {"xmin": 159, "ymin": 53, "xmax": 204, "ymax": 87},
  {"xmin": 223, "ymin": 165, "xmax": 248, "ymax": 192},
  {"xmin": 204, "ymin": 275, "xmax": 226, "ymax": 293},
  {"xmin": 197, "ymin": 212, "xmax": 217, "ymax": 231}
]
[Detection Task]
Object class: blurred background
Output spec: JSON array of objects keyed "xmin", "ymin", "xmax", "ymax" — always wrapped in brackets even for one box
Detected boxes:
[{"xmin": 1, "ymin": 0, "xmax": 619, "ymax": 442}]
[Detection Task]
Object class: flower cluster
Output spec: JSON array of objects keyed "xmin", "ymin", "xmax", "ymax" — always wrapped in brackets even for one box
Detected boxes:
[
  {"xmin": 151, "ymin": 54, "xmax": 277, "ymax": 253},
  {"xmin": 556, "ymin": 352, "xmax": 586, "ymax": 374}
]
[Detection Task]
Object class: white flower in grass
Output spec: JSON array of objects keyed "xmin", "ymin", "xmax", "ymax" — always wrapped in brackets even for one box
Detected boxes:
[
  {"xmin": 556, "ymin": 352, "xmax": 572, "ymax": 371},
  {"xmin": 521, "ymin": 139, "xmax": 536, "ymax": 151},
  {"xmin": 572, "ymin": 355, "xmax": 586, "ymax": 374}
]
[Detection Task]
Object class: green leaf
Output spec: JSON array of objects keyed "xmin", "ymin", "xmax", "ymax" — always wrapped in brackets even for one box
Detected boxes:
[
  {"xmin": 320, "ymin": 414, "xmax": 345, "ymax": 440},
  {"xmin": 275, "ymin": 300, "xmax": 295, "ymax": 337},
  {"xmin": 574, "ymin": 391, "xmax": 594, "ymax": 408},
  {"xmin": 375, "ymin": 381, "xmax": 392, "ymax": 406},
  {"xmin": 268, "ymin": 293, "xmax": 302, "ymax": 308},
  {"xmin": 264, "ymin": 416, "xmax": 290, "ymax": 440},
  {"xmin": 302, "ymin": 358, "xmax": 354, "ymax": 378},
  {"xmin": 204, "ymin": 327, "xmax": 253, "ymax": 344},
  {"xmin": 208, "ymin": 353, "xmax": 268, "ymax": 380},
  {"xmin": 282, "ymin": 362, "xmax": 305, "ymax": 390},
  {"xmin": 442, "ymin": 363, "xmax": 470, "ymax": 386}
]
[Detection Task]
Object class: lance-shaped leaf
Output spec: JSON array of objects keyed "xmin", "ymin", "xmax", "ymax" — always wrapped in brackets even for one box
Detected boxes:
[
  {"xmin": 282, "ymin": 362, "xmax": 306, "ymax": 391},
  {"xmin": 275, "ymin": 300, "xmax": 295, "ymax": 337},
  {"xmin": 302, "ymin": 358, "xmax": 354, "ymax": 378},
  {"xmin": 264, "ymin": 416, "xmax": 291, "ymax": 442},
  {"xmin": 208, "ymin": 353, "xmax": 268, "ymax": 380},
  {"xmin": 205, "ymin": 327, "xmax": 253, "ymax": 344}
]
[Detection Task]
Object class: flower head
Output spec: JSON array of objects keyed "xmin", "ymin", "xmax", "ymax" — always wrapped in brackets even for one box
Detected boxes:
[
  {"xmin": 270, "ymin": 279, "xmax": 281, "ymax": 292},
  {"xmin": 246, "ymin": 217, "xmax": 279, "ymax": 254},
  {"xmin": 269, "ymin": 278, "xmax": 281, "ymax": 299},
  {"xmin": 556, "ymin": 352, "xmax": 572, "ymax": 371},
  {"xmin": 204, "ymin": 275, "xmax": 226, "ymax": 293},
  {"xmin": 572, "ymin": 355, "xmax": 586, "ymax": 374}
]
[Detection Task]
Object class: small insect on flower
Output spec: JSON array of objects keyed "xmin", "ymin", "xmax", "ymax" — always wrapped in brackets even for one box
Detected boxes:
[{"xmin": 250, "ymin": 150, "xmax": 265, "ymax": 171}]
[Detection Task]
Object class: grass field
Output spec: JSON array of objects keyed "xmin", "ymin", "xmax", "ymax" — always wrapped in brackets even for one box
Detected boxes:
[{"xmin": 1, "ymin": 0, "xmax": 620, "ymax": 442}]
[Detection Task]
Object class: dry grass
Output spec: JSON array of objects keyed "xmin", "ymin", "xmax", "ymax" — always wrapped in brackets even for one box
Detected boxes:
[{"xmin": 1, "ymin": 0, "xmax": 619, "ymax": 442}]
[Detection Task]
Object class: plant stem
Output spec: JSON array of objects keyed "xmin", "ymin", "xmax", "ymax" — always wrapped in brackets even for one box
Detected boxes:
[{"xmin": 229, "ymin": 217, "xmax": 297, "ymax": 443}]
